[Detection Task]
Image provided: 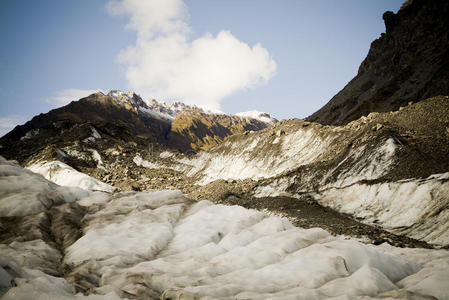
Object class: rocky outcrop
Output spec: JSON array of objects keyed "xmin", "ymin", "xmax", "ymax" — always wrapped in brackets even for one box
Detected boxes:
[{"xmin": 307, "ymin": 0, "xmax": 449, "ymax": 125}]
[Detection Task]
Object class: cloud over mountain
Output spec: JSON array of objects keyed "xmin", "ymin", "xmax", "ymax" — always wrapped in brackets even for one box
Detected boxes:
[{"xmin": 107, "ymin": 0, "xmax": 276, "ymax": 110}]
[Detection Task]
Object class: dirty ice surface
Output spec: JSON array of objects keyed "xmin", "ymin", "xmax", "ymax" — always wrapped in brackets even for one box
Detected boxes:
[{"xmin": 1, "ymin": 156, "xmax": 449, "ymax": 299}]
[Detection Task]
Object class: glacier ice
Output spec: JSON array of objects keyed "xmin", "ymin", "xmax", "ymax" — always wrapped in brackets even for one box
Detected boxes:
[
  {"xmin": 1, "ymin": 156, "xmax": 449, "ymax": 299},
  {"xmin": 0, "ymin": 157, "xmax": 90, "ymax": 217},
  {"xmin": 27, "ymin": 160, "xmax": 114, "ymax": 193}
]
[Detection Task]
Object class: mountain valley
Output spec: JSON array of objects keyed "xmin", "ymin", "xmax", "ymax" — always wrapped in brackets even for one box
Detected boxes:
[{"xmin": 1, "ymin": 0, "xmax": 449, "ymax": 299}]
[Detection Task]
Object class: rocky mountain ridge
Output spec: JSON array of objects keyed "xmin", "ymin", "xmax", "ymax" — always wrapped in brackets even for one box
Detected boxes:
[
  {"xmin": 307, "ymin": 0, "xmax": 449, "ymax": 125},
  {"xmin": 0, "ymin": 90, "xmax": 276, "ymax": 155}
]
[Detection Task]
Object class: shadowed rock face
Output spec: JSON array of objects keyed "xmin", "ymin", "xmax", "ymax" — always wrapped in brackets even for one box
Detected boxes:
[{"xmin": 307, "ymin": 0, "xmax": 449, "ymax": 125}]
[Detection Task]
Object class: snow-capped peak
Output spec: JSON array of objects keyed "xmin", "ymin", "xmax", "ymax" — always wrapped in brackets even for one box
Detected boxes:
[
  {"xmin": 105, "ymin": 90, "xmax": 277, "ymax": 125},
  {"xmin": 236, "ymin": 110, "xmax": 278, "ymax": 124},
  {"xmin": 140, "ymin": 96, "xmax": 221, "ymax": 121},
  {"xmin": 107, "ymin": 90, "xmax": 146, "ymax": 108}
]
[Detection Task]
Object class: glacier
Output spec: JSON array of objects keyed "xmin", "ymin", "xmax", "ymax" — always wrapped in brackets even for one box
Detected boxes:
[
  {"xmin": 27, "ymin": 160, "xmax": 114, "ymax": 193},
  {"xmin": 1, "ymin": 156, "xmax": 449, "ymax": 299}
]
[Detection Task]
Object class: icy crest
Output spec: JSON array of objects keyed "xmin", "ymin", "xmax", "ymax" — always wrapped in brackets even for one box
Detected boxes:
[
  {"xmin": 236, "ymin": 110, "xmax": 278, "ymax": 124},
  {"xmin": 107, "ymin": 90, "xmax": 147, "ymax": 109},
  {"xmin": 106, "ymin": 90, "xmax": 276, "ymax": 124},
  {"xmin": 27, "ymin": 160, "xmax": 114, "ymax": 193}
]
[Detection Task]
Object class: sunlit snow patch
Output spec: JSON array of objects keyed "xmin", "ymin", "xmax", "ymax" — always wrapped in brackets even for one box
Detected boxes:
[
  {"xmin": 133, "ymin": 155, "xmax": 162, "ymax": 169},
  {"xmin": 27, "ymin": 160, "xmax": 114, "ymax": 192}
]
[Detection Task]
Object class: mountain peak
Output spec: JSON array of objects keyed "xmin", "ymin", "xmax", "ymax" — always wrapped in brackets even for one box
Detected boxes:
[{"xmin": 107, "ymin": 90, "xmax": 147, "ymax": 109}]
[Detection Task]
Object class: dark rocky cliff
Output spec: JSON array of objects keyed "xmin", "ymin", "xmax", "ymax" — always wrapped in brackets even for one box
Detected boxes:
[{"xmin": 307, "ymin": 0, "xmax": 449, "ymax": 125}]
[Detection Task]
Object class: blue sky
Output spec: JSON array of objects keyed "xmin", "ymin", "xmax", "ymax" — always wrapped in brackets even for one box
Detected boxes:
[{"xmin": 0, "ymin": 0, "xmax": 403, "ymax": 135}]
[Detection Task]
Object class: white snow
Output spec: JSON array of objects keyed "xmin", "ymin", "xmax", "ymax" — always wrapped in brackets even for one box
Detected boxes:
[
  {"xmin": 107, "ymin": 90, "xmax": 146, "ymax": 111},
  {"xmin": 27, "ymin": 160, "xmax": 114, "ymax": 193},
  {"xmin": 188, "ymin": 126, "xmax": 342, "ymax": 184},
  {"xmin": 182, "ymin": 119, "xmax": 398, "ymax": 187},
  {"xmin": 91, "ymin": 127, "xmax": 101, "ymax": 139},
  {"xmin": 159, "ymin": 151, "xmax": 174, "ymax": 159},
  {"xmin": 89, "ymin": 149, "xmax": 105, "ymax": 170},
  {"xmin": 133, "ymin": 155, "xmax": 162, "ymax": 169},
  {"xmin": 108, "ymin": 90, "xmax": 276, "ymax": 125},
  {"xmin": 1, "ymin": 265, "xmax": 121, "ymax": 299},
  {"xmin": 369, "ymin": 243, "xmax": 449, "ymax": 300},
  {"xmin": 83, "ymin": 127, "xmax": 101, "ymax": 143},
  {"xmin": 229, "ymin": 131, "xmax": 449, "ymax": 245},
  {"xmin": 236, "ymin": 110, "xmax": 278, "ymax": 124},
  {"xmin": 0, "ymin": 240, "xmax": 61, "ymax": 276},
  {"xmin": 139, "ymin": 106, "xmax": 175, "ymax": 121},
  {"xmin": 321, "ymin": 138, "xmax": 398, "ymax": 188}
]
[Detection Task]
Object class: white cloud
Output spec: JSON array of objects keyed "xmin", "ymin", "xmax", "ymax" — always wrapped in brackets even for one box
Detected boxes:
[
  {"xmin": 107, "ymin": 0, "xmax": 277, "ymax": 110},
  {"xmin": 46, "ymin": 89, "xmax": 102, "ymax": 106},
  {"xmin": 0, "ymin": 115, "xmax": 25, "ymax": 137}
]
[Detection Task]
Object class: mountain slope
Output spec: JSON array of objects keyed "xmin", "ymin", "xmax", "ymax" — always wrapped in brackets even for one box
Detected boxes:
[
  {"xmin": 1, "ymin": 91, "xmax": 171, "ymax": 144},
  {"xmin": 169, "ymin": 109, "xmax": 276, "ymax": 151},
  {"xmin": 307, "ymin": 0, "xmax": 449, "ymax": 125},
  {"xmin": 0, "ymin": 91, "xmax": 276, "ymax": 158}
]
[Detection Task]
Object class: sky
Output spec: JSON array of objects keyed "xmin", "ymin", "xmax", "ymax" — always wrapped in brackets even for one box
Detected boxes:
[{"xmin": 0, "ymin": 0, "xmax": 403, "ymax": 136}]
